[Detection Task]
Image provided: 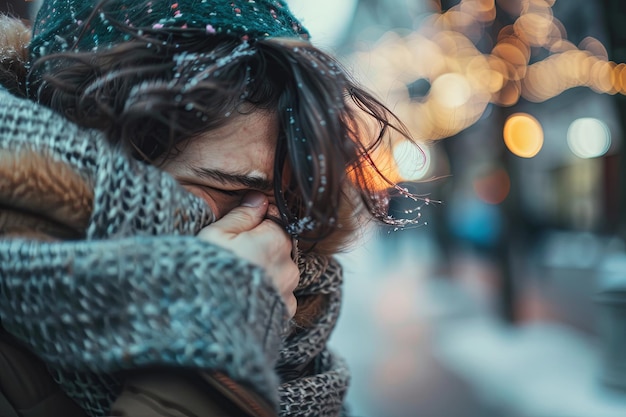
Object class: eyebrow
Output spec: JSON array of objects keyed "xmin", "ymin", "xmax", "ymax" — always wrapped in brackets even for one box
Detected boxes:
[{"xmin": 190, "ymin": 166, "xmax": 274, "ymax": 192}]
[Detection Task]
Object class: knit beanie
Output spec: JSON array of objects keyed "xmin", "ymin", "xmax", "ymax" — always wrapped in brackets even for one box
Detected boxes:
[{"xmin": 30, "ymin": 0, "xmax": 309, "ymax": 60}]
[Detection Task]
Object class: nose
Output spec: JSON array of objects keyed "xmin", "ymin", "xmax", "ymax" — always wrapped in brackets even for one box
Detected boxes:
[{"xmin": 267, "ymin": 204, "xmax": 280, "ymax": 219}]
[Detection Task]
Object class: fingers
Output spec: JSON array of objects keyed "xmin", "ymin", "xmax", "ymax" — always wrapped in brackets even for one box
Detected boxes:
[
  {"xmin": 203, "ymin": 191, "xmax": 268, "ymax": 236},
  {"xmin": 196, "ymin": 193, "xmax": 299, "ymax": 319}
]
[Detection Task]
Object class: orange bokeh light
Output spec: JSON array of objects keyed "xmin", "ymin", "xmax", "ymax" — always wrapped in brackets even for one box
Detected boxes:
[
  {"xmin": 350, "ymin": 146, "xmax": 402, "ymax": 192},
  {"xmin": 503, "ymin": 113, "xmax": 544, "ymax": 158}
]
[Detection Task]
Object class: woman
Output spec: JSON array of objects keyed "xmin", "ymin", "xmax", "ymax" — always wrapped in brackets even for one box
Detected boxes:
[{"xmin": 0, "ymin": 1, "xmax": 421, "ymax": 416}]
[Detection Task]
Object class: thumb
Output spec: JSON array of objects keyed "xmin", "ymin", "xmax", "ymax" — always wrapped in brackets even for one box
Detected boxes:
[{"xmin": 211, "ymin": 191, "xmax": 269, "ymax": 235}]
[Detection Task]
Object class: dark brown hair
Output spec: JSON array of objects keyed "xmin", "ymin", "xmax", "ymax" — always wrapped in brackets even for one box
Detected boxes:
[{"xmin": 26, "ymin": 18, "xmax": 419, "ymax": 254}]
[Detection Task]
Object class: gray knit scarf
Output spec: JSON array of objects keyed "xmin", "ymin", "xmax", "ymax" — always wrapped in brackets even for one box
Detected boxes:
[{"xmin": 0, "ymin": 87, "xmax": 349, "ymax": 417}]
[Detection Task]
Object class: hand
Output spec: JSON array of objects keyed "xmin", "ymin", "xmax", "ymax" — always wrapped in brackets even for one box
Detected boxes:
[{"xmin": 197, "ymin": 191, "xmax": 299, "ymax": 318}]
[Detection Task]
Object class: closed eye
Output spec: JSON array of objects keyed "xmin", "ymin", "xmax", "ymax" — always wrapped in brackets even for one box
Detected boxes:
[{"xmin": 205, "ymin": 186, "xmax": 245, "ymax": 197}]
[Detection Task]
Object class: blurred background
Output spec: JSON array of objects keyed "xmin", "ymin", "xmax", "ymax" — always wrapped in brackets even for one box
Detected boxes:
[
  {"xmin": 5, "ymin": 0, "xmax": 626, "ymax": 416},
  {"xmin": 286, "ymin": 1, "xmax": 626, "ymax": 416}
]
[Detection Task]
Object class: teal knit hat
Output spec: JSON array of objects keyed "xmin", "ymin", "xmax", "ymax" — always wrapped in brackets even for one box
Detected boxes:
[{"xmin": 30, "ymin": 0, "xmax": 309, "ymax": 59}]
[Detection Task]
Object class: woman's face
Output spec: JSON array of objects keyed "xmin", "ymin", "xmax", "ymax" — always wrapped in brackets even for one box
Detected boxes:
[{"xmin": 161, "ymin": 110, "xmax": 279, "ymax": 219}]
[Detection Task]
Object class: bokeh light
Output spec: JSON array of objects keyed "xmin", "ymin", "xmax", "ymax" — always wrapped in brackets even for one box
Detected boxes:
[
  {"xmin": 353, "ymin": 144, "xmax": 402, "ymax": 192},
  {"xmin": 393, "ymin": 141, "xmax": 432, "ymax": 181},
  {"xmin": 503, "ymin": 113, "xmax": 544, "ymax": 158},
  {"xmin": 430, "ymin": 73, "xmax": 472, "ymax": 109},
  {"xmin": 566, "ymin": 117, "xmax": 611, "ymax": 159},
  {"xmin": 473, "ymin": 168, "xmax": 511, "ymax": 205},
  {"xmin": 348, "ymin": 0, "xmax": 623, "ymax": 145}
]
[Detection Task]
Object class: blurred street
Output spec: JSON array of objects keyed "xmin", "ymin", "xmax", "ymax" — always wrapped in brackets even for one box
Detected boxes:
[
  {"xmin": 331, "ymin": 227, "xmax": 626, "ymax": 417},
  {"xmin": 300, "ymin": 1, "xmax": 626, "ymax": 415}
]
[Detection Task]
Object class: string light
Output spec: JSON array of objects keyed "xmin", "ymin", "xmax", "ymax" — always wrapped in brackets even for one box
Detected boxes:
[{"xmin": 348, "ymin": 0, "xmax": 619, "ymax": 162}]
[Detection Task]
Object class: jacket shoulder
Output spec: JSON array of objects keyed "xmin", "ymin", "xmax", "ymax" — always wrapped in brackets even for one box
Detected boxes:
[
  {"xmin": 0, "ymin": 332, "xmax": 87, "ymax": 417},
  {"xmin": 111, "ymin": 370, "xmax": 278, "ymax": 417}
]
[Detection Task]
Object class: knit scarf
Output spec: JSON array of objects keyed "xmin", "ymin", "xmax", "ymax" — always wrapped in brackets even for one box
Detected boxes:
[{"xmin": 0, "ymin": 88, "xmax": 349, "ymax": 417}]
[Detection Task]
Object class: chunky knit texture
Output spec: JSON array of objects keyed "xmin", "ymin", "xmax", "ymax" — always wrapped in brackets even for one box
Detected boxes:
[{"xmin": 0, "ymin": 88, "xmax": 349, "ymax": 417}]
